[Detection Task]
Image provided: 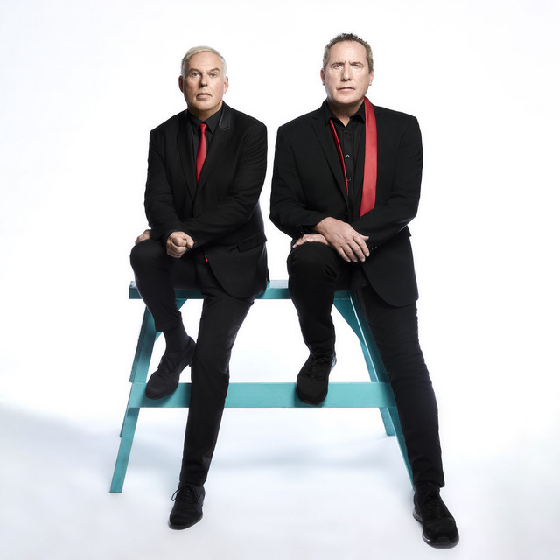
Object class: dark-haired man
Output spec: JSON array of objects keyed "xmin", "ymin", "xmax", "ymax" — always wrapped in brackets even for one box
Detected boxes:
[
  {"xmin": 270, "ymin": 33, "xmax": 458, "ymax": 548},
  {"xmin": 131, "ymin": 45, "xmax": 268, "ymax": 529}
]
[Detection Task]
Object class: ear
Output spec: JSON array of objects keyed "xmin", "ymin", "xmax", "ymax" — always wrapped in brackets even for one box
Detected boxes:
[
  {"xmin": 320, "ymin": 68, "xmax": 325, "ymax": 86},
  {"xmin": 178, "ymin": 75, "xmax": 184, "ymax": 93},
  {"xmin": 223, "ymin": 76, "xmax": 229, "ymax": 95},
  {"xmin": 369, "ymin": 70, "xmax": 374, "ymax": 86}
]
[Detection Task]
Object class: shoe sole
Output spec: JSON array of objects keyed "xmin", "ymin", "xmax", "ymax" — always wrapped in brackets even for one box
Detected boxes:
[
  {"xmin": 145, "ymin": 383, "xmax": 180, "ymax": 400},
  {"xmin": 413, "ymin": 508, "xmax": 459, "ymax": 549},
  {"xmin": 296, "ymin": 387, "xmax": 327, "ymax": 406},
  {"xmin": 168, "ymin": 512, "xmax": 203, "ymax": 530}
]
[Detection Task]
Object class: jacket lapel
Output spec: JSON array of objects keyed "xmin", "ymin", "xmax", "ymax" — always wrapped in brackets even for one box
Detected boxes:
[
  {"xmin": 310, "ymin": 111, "xmax": 347, "ymax": 200},
  {"xmin": 372, "ymin": 105, "xmax": 388, "ymax": 199},
  {"xmin": 177, "ymin": 111, "xmax": 197, "ymax": 198}
]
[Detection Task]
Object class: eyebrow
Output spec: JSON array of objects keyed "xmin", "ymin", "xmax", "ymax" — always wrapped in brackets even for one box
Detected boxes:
[
  {"xmin": 188, "ymin": 67, "xmax": 221, "ymax": 74},
  {"xmin": 331, "ymin": 60, "xmax": 364, "ymax": 66}
]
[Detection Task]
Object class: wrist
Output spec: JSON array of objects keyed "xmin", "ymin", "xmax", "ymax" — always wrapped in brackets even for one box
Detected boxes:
[{"xmin": 314, "ymin": 217, "xmax": 333, "ymax": 235}]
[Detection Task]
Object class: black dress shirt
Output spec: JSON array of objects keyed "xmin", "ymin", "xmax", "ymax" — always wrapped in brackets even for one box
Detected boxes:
[
  {"xmin": 186, "ymin": 107, "xmax": 223, "ymax": 162},
  {"xmin": 324, "ymin": 101, "xmax": 367, "ymax": 222}
]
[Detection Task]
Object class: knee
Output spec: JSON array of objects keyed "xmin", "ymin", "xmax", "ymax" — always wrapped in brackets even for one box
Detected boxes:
[
  {"xmin": 288, "ymin": 242, "xmax": 338, "ymax": 281},
  {"xmin": 130, "ymin": 239, "xmax": 166, "ymax": 272},
  {"xmin": 381, "ymin": 344, "xmax": 432, "ymax": 389}
]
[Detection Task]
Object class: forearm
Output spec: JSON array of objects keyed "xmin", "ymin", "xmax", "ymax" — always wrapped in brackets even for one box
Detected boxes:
[{"xmin": 180, "ymin": 194, "xmax": 263, "ymax": 247}]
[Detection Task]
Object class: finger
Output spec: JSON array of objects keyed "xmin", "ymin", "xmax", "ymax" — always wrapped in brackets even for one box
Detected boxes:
[
  {"xmin": 348, "ymin": 241, "xmax": 367, "ymax": 262},
  {"xmin": 337, "ymin": 246, "xmax": 353, "ymax": 263},
  {"xmin": 354, "ymin": 237, "xmax": 370, "ymax": 258}
]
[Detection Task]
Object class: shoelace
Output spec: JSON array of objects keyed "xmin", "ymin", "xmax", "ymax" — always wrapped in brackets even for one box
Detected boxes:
[
  {"xmin": 422, "ymin": 492, "xmax": 450, "ymax": 519},
  {"xmin": 308, "ymin": 357, "xmax": 334, "ymax": 378},
  {"xmin": 172, "ymin": 485, "xmax": 200, "ymax": 503},
  {"xmin": 156, "ymin": 353, "xmax": 180, "ymax": 376}
]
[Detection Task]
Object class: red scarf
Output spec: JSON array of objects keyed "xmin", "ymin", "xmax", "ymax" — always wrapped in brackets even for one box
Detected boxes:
[{"xmin": 328, "ymin": 97, "xmax": 377, "ymax": 216}]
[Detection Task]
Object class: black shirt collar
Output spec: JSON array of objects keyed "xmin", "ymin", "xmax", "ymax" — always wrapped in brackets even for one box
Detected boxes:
[
  {"xmin": 323, "ymin": 99, "xmax": 366, "ymax": 126},
  {"xmin": 186, "ymin": 106, "xmax": 223, "ymax": 133}
]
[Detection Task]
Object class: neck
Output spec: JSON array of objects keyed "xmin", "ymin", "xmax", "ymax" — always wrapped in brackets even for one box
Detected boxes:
[
  {"xmin": 188, "ymin": 102, "xmax": 222, "ymax": 122},
  {"xmin": 327, "ymin": 98, "xmax": 364, "ymax": 126}
]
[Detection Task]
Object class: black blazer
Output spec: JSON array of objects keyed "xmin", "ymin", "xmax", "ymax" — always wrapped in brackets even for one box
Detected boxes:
[
  {"xmin": 144, "ymin": 102, "xmax": 269, "ymax": 299},
  {"xmin": 270, "ymin": 102, "xmax": 423, "ymax": 307}
]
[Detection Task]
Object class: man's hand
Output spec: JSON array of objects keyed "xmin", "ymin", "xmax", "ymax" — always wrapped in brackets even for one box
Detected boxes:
[
  {"xmin": 292, "ymin": 233, "xmax": 329, "ymax": 249},
  {"xmin": 135, "ymin": 229, "xmax": 151, "ymax": 244},
  {"xmin": 315, "ymin": 217, "xmax": 369, "ymax": 263},
  {"xmin": 166, "ymin": 231, "xmax": 194, "ymax": 258}
]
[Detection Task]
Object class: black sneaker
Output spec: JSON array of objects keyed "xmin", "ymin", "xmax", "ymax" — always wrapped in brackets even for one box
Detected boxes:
[
  {"xmin": 413, "ymin": 488, "xmax": 459, "ymax": 548},
  {"xmin": 296, "ymin": 353, "xmax": 337, "ymax": 405},
  {"xmin": 169, "ymin": 483, "xmax": 205, "ymax": 529},
  {"xmin": 145, "ymin": 337, "xmax": 196, "ymax": 399}
]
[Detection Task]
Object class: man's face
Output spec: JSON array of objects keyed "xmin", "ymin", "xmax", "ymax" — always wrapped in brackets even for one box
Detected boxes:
[
  {"xmin": 178, "ymin": 51, "xmax": 228, "ymax": 120},
  {"xmin": 321, "ymin": 41, "xmax": 373, "ymax": 110}
]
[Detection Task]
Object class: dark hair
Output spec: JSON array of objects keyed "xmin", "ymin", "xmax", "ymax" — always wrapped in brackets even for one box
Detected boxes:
[{"xmin": 323, "ymin": 33, "xmax": 374, "ymax": 72}]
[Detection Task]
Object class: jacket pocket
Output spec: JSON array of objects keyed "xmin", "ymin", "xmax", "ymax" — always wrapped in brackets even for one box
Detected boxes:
[{"xmin": 237, "ymin": 231, "xmax": 267, "ymax": 252}]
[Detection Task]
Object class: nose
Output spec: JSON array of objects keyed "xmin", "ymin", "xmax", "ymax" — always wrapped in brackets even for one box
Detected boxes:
[
  {"xmin": 199, "ymin": 73, "xmax": 208, "ymax": 86},
  {"xmin": 341, "ymin": 63, "xmax": 352, "ymax": 80}
]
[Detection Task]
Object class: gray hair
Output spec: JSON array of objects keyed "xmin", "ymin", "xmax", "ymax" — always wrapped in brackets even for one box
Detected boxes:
[{"xmin": 180, "ymin": 46, "xmax": 227, "ymax": 78}]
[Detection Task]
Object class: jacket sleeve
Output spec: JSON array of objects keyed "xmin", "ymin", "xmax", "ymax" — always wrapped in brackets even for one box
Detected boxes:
[
  {"xmin": 180, "ymin": 121, "xmax": 268, "ymax": 247},
  {"xmin": 352, "ymin": 116, "xmax": 423, "ymax": 249},
  {"xmin": 269, "ymin": 125, "xmax": 330, "ymax": 239},
  {"xmin": 144, "ymin": 128, "xmax": 182, "ymax": 241}
]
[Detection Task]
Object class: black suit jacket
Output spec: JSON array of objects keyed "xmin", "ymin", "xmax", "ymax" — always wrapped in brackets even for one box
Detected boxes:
[
  {"xmin": 144, "ymin": 102, "xmax": 269, "ymax": 299},
  {"xmin": 270, "ymin": 102, "xmax": 423, "ymax": 306}
]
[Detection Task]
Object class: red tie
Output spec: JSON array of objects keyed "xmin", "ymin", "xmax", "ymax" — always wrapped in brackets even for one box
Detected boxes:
[{"xmin": 196, "ymin": 122, "xmax": 207, "ymax": 183}]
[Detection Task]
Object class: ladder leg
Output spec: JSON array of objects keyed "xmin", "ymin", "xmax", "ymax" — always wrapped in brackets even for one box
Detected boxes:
[
  {"xmin": 110, "ymin": 407, "xmax": 140, "ymax": 493},
  {"xmin": 120, "ymin": 307, "xmax": 157, "ymax": 437},
  {"xmin": 130, "ymin": 307, "xmax": 159, "ymax": 383},
  {"xmin": 113, "ymin": 298, "xmax": 189, "ymax": 491},
  {"xmin": 334, "ymin": 295, "xmax": 396, "ymax": 436}
]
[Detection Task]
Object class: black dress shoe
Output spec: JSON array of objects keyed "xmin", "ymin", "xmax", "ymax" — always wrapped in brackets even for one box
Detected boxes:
[
  {"xmin": 413, "ymin": 488, "xmax": 459, "ymax": 548},
  {"xmin": 145, "ymin": 337, "xmax": 196, "ymax": 399},
  {"xmin": 296, "ymin": 353, "xmax": 337, "ymax": 405},
  {"xmin": 169, "ymin": 483, "xmax": 205, "ymax": 529}
]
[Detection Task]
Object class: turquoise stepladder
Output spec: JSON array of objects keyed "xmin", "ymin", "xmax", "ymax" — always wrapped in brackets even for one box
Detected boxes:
[{"xmin": 109, "ymin": 279, "xmax": 412, "ymax": 493}]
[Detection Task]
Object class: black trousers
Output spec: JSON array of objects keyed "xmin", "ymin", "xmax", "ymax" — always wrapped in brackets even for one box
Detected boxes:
[
  {"xmin": 130, "ymin": 240, "xmax": 253, "ymax": 486},
  {"xmin": 288, "ymin": 242, "xmax": 444, "ymax": 488}
]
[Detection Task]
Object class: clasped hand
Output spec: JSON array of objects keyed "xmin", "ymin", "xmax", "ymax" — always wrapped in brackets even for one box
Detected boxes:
[
  {"xmin": 293, "ymin": 217, "xmax": 369, "ymax": 263},
  {"xmin": 135, "ymin": 229, "xmax": 194, "ymax": 259},
  {"xmin": 166, "ymin": 232, "xmax": 194, "ymax": 258}
]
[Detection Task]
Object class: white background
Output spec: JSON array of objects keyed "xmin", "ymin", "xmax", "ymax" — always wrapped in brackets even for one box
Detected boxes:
[{"xmin": 1, "ymin": 0, "xmax": 559, "ymax": 558}]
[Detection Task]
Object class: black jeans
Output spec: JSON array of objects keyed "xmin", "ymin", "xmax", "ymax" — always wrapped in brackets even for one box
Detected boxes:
[
  {"xmin": 130, "ymin": 240, "xmax": 253, "ymax": 485},
  {"xmin": 288, "ymin": 242, "xmax": 444, "ymax": 488}
]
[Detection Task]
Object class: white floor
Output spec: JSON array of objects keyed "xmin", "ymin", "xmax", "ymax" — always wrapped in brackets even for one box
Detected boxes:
[{"xmin": 2, "ymin": 300, "xmax": 559, "ymax": 560}]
